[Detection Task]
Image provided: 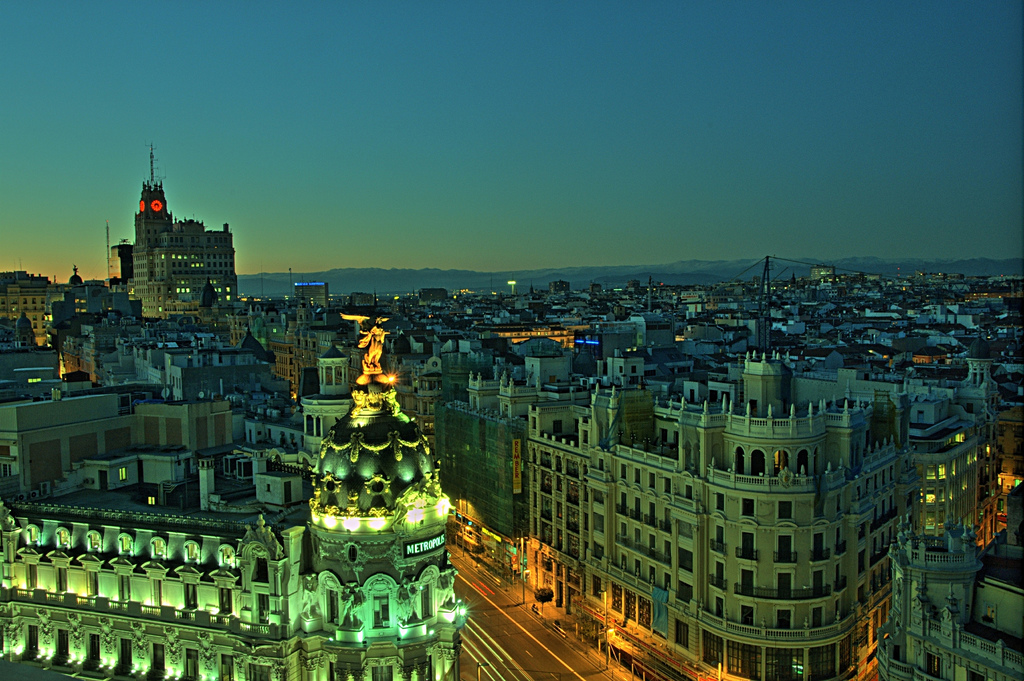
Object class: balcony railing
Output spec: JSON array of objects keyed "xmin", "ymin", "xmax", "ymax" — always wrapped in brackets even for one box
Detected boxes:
[
  {"xmin": 834, "ymin": 576, "xmax": 848, "ymax": 591},
  {"xmin": 734, "ymin": 583, "xmax": 832, "ymax": 600},
  {"xmin": 774, "ymin": 550, "xmax": 798, "ymax": 563},
  {"xmin": 871, "ymin": 508, "xmax": 898, "ymax": 532},
  {"xmin": 709, "ymin": 575, "xmax": 727, "ymax": 590},
  {"xmin": 809, "ymin": 547, "xmax": 831, "ymax": 561},
  {"xmin": 736, "ymin": 546, "xmax": 758, "ymax": 560},
  {"xmin": 709, "ymin": 540, "xmax": 727, "ymax": 554},
  {"xmin": 835, "ymin": 540, "xmax": 847, "ymax": 555}
]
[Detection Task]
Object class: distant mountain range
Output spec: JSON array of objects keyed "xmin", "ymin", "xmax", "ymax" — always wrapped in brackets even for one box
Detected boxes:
[{"xmin": 238, "ymin": 257, "xmax": 1023, "ymax": 298}]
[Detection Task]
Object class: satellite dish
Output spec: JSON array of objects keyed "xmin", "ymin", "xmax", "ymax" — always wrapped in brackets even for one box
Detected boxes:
[
  {"xmin": 161, "ymin": 388, "xmax": 169, "ymax": 399},
  {"xmin": 198, "ymin": 391, "xmax": 205, "ymax": 400}
]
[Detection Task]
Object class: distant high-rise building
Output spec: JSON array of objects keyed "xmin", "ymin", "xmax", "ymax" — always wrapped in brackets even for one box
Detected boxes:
[
  {"xmin": 108, "ymin": 241, "xmax": 134, "ymax": 283},
  {"xmin": 418, "ymin": 287, "xmax": 448, "ymax": 304},
  {"xmin": 549, "ymin": 279, "xmax": 570, "ymax": 294},
  {"xmin": 131, "ymin": 180, "xmax": 237, "ymax": 318},
  {"xmin": 294, "ymin": 281, "xmax": 329, "ymax": 306},
  {"xmin": 811, "ymin": 265, "xmax": 836, "ymax": 281}
]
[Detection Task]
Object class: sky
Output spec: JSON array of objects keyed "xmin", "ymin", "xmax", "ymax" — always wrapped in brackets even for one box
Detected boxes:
[{"xmin": 1, "ymin": 1, "xmax": 1021, "ymax": 281}]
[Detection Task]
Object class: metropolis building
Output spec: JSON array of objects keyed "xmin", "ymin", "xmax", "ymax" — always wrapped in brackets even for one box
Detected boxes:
[
  {"xmin": 0, "ymin": 317, "xmax": 464, "ymax": 680},
  {"xmin": 528, "ymin": 353, "xmax": 919, "ymax": 681}
]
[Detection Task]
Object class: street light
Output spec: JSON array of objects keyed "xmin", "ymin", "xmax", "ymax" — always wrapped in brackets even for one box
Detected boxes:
[{"xmin": 477, "ymin": 661, "xmax": 490, "ymax": 681}]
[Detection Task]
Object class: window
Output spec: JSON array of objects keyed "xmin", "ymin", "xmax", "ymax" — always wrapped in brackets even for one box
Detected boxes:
[
  {"xmin": 152, "ymin": 537, "xmax": 166, "ymax": 558},
  {"xmin": 56, "ymin": 528, "xmax": 71, "ymax": 549},
  {"xmin": 678, "ymin": 548, "xmax": 693, "ymax": 572},
  {"xmin": 153, "ymin": 579, "xmax": 163, "ymax": 606},
  {"xmin": 118, "ymin": 534, "xmax": 133, "ymax": 554},
  {"xmin": 118, "ymin": 466, "xmax": 127, "ymax": 482},
  {"xmin": 56, "ymin": 567, "xmax": 68, "ymax": 592},
  {"xmin": 778, "ymin": 501, "xmax": 792, "ymax": 519},
  {"xmin": 716, "ymin": 493, "xmax": 724, "ymax": 510},
  {"xmin": 258, "ymin": 593, "xmax": 269, "ymax": 623},
  {"xmin": 420, "ymin": 585, "xmax": 432, "ymax": 618},
  {"xmin": 87, "ymin": 531, "xmax": 101, "ymax": 552},
  {"xmin": 678, "ymin": 581, "xmax": 693, "ymax": 602},
  {"xmin": 703, "ymin": 631, "xmax": 723, "ymax": 665},
  {"xmin": 728, "ymin": 640, "xmax": 762, "ymax": 680},
  {"xmin": 184, "ymin": 583, "xmax": 197, "ymax": 609},
  {"xmin": 372, "ymin": 667, "xmax": 394, "ymax": 681},
  {"xmin": 373, "ymin": 595, "xmax": 390, "ymax": 628},
  {"xmin": 926, "ymin": 653, "xmax": 941, "ymax": 678},
  {"xmin": 118, "ymin": 575, "xmax": 131, "ymax": 601},
  {"xmin": 742, "ymin": 498, "xmax": 754, "ymax": 516},
  {"xmin": 675, "ymin": 620, "xmax": 689, "ymax": 649},
  {"xmin": 777, "ymin": 609, "xmax": 791, "ymax": 629},
  {"xmin": 219, "ymin": 587, "xmax": 233, "ymax": 614},
  {"xmin": 219, "ymin": 545, "xmax": 235, "ymax": 566},
  {"xmin": 185, "ymin": 541, "xmax": 199, "ymax": 562},
  {"xmin": 87, "ymin": 571, "xmax": 98, "ymax": 597}
]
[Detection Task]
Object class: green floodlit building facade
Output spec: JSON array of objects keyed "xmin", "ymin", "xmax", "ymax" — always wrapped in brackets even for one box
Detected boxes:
[{"xmin": 0, "ymin": 319, "xmax": 465, "ymax": 680}]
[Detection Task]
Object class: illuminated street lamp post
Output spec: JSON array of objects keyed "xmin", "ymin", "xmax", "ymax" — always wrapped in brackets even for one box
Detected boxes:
[
  {"xmin": 602, "ymin": 589, "xmax": 610, "ymax": 669},
  {"xmin": 477, "ymin": 661, "xmax": 490, "ymax": 681}
]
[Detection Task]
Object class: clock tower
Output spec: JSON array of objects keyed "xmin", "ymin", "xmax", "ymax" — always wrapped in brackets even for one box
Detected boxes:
[{"xmin": 128, "ymin": 151, "xmax": 238, "ymax": 318}]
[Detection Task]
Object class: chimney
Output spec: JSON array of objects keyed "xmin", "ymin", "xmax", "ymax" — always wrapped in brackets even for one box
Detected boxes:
[{"xmin": 199, "ymin": 458, "xmax": 216, "ymax": 511}]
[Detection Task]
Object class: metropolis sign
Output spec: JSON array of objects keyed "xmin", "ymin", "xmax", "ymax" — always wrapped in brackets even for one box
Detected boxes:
[{"xmin": 404, "ymin": 532, "xmax": 446, "ymax": 558}]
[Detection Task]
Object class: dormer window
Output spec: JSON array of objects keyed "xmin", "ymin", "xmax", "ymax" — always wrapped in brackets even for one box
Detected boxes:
[
  {"xmin": 151, "ymin": 537, "xmax": 166, "ymax": 559},
  {"xmin": 219, "ymin": 545, "xmax": 235, "ymax": 567},
  {"xmin": 87, "ymin": 531, "xmax": 102, "ymax": 552},
  {"xmin": 184, "ymin": 541, "xmax": 199, "ymax": 563},
  {"xmin": 55, "ymin": 528, "xmax": 71, "ymax": 549},
  {"xmin": 118, "ymin": 534, "xmax": 133, "ymax": 555},
  {"xmin": 26, "ymin": 525, "xmax": 40, "ymax": 545}
]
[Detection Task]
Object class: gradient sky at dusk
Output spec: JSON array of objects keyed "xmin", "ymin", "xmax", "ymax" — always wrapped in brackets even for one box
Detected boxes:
[{"xmin": 1, "ymin": 1, "xmax": 1021, "ymax": 281}]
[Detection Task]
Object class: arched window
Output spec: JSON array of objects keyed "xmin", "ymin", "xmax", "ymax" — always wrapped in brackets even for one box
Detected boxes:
[
  {"xmin": 87, "ymin": 531, "xmax": 102, "ymax": 552},
  {"xmin": 151, "ymin": 537, "xmax": 167, "ymax": 559},
  {"xmin": 750, "ymin": 450, "xmax": 766, "ymax": 477},
  {"xmin": 26, "ymin": 525, "xmax": 40, "ymax": 545},
  {"xmin": 118, "ymin": 534, "xmax": 133, "ymax": 555},
  {"xmin": 797, "ymin": 449, "xmax": 809, "ymax": 475},
  {"xmin": 219, "ymin": 545, "xmax": 235, "ymax": 567},
  {"xmin": 773, "ymin": 450, "xmax": 789, "ymax": 475},
  {"xmin": 184, "ymin": 541, "xmax": 200, "ymax": 563},
  {"xmin": 55, "ymin": 527, "xmax": 71, "ymax": 549},
  {"xmin": 734, "ymin": 447, "xmax": 746, "ymax": 475}
]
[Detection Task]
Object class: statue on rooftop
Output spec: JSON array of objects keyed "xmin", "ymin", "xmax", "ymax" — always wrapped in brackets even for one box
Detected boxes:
[{"xmin": 342, "ymin": 314, "xmax": 390, "ymax": 384}]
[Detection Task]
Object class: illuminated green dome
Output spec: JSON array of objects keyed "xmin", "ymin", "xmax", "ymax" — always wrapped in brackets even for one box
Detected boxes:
[{"xmin": 314, "ymin": 385, "xmax": 434, "ymax": 518}]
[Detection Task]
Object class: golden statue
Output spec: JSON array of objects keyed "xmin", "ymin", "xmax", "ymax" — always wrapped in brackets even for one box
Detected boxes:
[{"xmin": 342, "ymin": 314, "xmax": 390, "ymax": 384}]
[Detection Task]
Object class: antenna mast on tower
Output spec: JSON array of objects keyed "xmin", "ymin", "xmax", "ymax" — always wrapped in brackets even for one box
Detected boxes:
[
  {"xmin": 145, "ymin": 143, "xmax": 159, "ymax": 184},
  {"xmin": 105, "ymin": 220, "xmax": 110, "ymax": 281}
]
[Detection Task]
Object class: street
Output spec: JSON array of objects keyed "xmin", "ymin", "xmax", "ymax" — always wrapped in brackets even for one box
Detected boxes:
[{"xmin": 452, "ymin": 551, "xmax": 635, "ymax": 681}]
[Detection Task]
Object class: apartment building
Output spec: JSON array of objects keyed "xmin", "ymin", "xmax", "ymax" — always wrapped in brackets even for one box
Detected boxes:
[{"xmin": 528, "ymin": 354, "xmax": 919, "ymax": 681}]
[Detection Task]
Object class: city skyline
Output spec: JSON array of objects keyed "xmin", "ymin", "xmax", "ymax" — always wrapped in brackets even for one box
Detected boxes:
[{"xmin": 1, "ymin": 2, "xmax": 1021, "ymax": 280}]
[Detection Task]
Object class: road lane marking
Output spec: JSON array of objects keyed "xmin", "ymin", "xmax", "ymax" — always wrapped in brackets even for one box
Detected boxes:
[
  {"xmin": 457, "ymin": 572, "xmax": 590, "ymax": 681},
  {"xmin": 465, "ymin": 619, "xmax": 533, "ymax": 681}
]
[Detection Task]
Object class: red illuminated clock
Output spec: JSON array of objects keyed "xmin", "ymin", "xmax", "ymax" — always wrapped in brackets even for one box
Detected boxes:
[
  {"xmin": 150, "ymin": 199, "xmax": 163, "ymax": 212},
  {"xmin": 140, "ymin": 200, "xmax": 145, "ymax": 212}
]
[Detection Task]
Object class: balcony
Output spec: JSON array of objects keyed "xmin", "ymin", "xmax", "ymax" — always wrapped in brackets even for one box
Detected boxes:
[
  {"xmin": 774, "ymin": 550, "xmax": 798, "ymax": 563},
  {"xmin": 809, "ymin": 547, "xmax": 831, "ymax": 562},
  {"xmin": 835, "ymin": 540, "xmax": 847, "ymax": 556},
  {"xmin": 709, "ymin": 540, "xmax": 727, "ymax": 554},
  {"xmin": 709, "ymin": 575, "xmax": 727, "ymax": 590},
  {"xmin": 871, "ymin": 508, "xmax": 898, "ymax": 532},
  {"xmin": 834, "ymin": 576, "xmax": 848, "ymax": 591},
  {"xmin": 733, "ymin": 583, "xmax": 832, "ymax": 600},
  {"xmin": 735, "ymin": 546, "xmax": 758, "ymax": 561}
]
